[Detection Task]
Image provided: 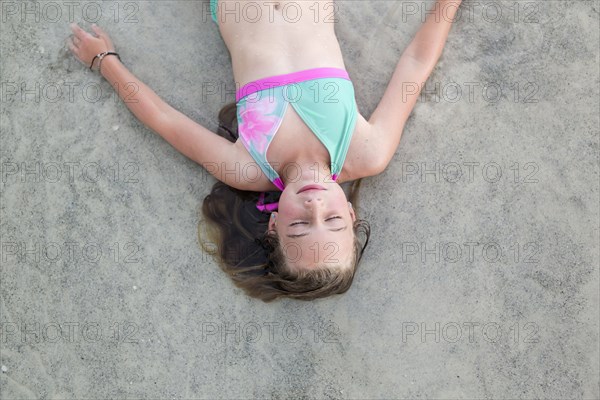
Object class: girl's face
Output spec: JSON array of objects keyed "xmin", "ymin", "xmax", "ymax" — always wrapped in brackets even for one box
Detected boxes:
[{"xmin": 268, "ymin": 179, "xmax": 356, "ymax": 270}]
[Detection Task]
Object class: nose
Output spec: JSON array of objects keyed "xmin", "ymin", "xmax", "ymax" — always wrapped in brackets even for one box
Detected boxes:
[{"xmin": 304, "ymin": 197, "xmax": 323, "ymax": 205}]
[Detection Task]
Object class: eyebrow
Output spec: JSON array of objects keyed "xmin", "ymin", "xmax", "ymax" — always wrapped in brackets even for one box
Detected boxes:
[{"xmin": 286, "ymin": 226, "xmax": 347, "ymax": 238}]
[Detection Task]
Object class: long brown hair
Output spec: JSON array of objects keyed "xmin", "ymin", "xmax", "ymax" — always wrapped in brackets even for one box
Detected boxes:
[{"xmin": 198, "ymin": 103, "xmax": 371, "ymax": 302}]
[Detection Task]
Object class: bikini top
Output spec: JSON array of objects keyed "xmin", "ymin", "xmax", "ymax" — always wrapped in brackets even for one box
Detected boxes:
[{"xmin": 234, "ymin": 68, "xmax": 358, "ymax": 212}]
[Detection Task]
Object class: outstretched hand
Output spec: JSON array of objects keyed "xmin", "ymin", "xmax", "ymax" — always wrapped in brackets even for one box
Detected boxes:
[{"xmin": 67, "ymin": 23, "xmax": 116, "ymax": 69}]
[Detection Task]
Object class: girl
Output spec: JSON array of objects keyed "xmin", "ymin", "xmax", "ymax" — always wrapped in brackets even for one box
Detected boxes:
[{"xmin": 67, "ymin": 0, "xmax": 462, "ymax": 302}]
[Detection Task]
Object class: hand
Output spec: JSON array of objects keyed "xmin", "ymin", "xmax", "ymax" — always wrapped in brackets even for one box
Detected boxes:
[{"xmin": 67, "ymin": 22, "xmax": 116, "ymax": 69}]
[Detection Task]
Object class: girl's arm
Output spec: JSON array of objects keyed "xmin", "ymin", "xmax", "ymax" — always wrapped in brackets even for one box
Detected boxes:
[
  {"xmin": 99, "ymin": 55, "xmax": 258, "ymax": 187},
  {"xmin": 68, "ymin": 23, "xmax": 257, "ymax": 189},
  {"xmin": 360, "ymin": 0, "xmax": 462, "ymax": 174}
]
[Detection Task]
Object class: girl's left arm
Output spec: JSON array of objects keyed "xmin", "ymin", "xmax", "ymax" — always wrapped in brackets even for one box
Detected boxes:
[{"xmin": 358, "ymin": 0, "xmax": 463, "ymax": 175}]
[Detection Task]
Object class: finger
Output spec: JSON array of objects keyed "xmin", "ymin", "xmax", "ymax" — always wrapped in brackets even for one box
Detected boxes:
[
  {"xmin": 91, "ymin": 24, "xmax": 112, "ymax": 48},
  {"xmin": 90, "ymin": 25, "xmax": 103, "ymax": 41},
  {"xmin": 91, "ymin": 24, "xmax": 105, "ymax": 37},
  {"xmin": 70, "ymin": 22, "xmax": 92, "ymax": 41},
  {"xmin": 67, "ymin": 41, "xmax": 79, "ymax": 57}
]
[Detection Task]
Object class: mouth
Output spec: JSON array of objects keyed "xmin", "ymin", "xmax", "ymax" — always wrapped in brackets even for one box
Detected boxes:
[{"xmin": 297, "ymin": 184, "xmax": 326, "ymax": 194}]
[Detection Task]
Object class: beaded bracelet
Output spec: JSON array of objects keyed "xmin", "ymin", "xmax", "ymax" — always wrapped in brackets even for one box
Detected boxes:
[{"xmin": 89, "ymin": 51, "xmax": 121, "ymax": 73}]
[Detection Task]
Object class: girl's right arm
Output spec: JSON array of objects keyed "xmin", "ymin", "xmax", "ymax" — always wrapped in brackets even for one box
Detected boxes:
[
  {"xmin": 99, "ymin": 55, "xmax": 259, "ymax": 188},
  {"xmin": 68, "ymin": 23, "xmax": 259, "ymax": 190}
]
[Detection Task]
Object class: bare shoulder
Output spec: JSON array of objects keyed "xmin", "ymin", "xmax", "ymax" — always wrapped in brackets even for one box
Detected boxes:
[
  {"xmin": 229, "ymin": 140, "xmax": 280, "ymax": 192},
  {"xmin": 337, "ymin": 111, "xmax": 384, "ymax": 183}
]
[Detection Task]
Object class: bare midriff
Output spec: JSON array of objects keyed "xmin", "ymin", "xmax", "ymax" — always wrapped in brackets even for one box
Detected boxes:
[{"xmin": 216, "ymin": 0, "xmax": 347, "ymax": 88}]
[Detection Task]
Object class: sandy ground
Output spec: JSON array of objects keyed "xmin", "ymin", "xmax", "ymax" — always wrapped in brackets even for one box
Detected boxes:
[{"xmin": 1, "ymin": 0, "xmax": 599, "ymax": 398}]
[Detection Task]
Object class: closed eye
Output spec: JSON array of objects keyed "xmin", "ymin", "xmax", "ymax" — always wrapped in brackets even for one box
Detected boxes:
[
  {"xmin": 290, "ymin": 222, "xmax": 305, "ymax": 226},
  {"xmin": 289, "ymin": 216, "xmax": 341, "ymax": 226}
]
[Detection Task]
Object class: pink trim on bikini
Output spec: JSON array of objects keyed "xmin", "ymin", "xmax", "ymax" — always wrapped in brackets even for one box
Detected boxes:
[
  {"xmin": 236, "ymin": 67, "xmax": 350, "ymax": 102},
  {"xmin": 272, "ymin": 177, "xmax": 285, "ymax": 191}
]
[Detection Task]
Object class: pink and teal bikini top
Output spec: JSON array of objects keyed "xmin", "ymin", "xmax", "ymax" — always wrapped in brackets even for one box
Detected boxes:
[{"xmin": 235, "ymin": 68, "xmax": 358, "ymax": 212}]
